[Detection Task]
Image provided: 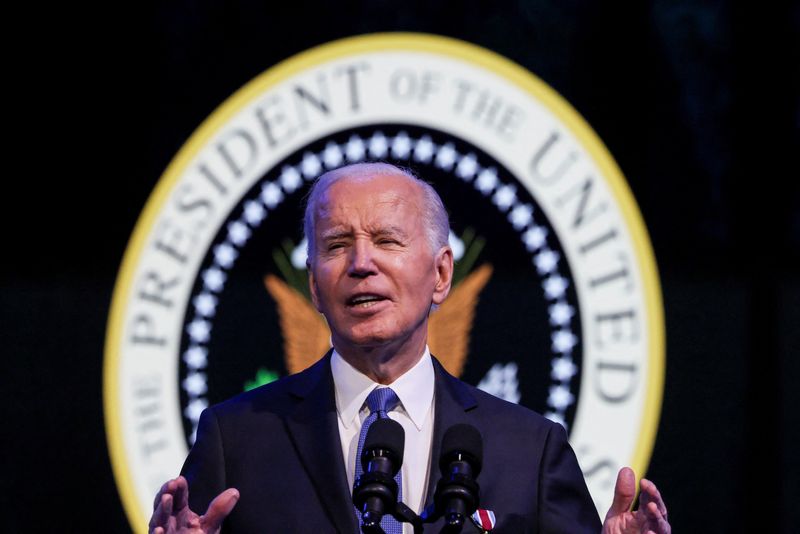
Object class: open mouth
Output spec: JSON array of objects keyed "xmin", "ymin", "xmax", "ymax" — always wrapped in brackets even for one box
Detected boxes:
[{"xmin": 346, "ymin": 293, "xmax": 387, "ymax": 308}]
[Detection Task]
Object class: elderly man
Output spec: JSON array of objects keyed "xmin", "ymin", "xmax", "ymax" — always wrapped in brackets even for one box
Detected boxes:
[{"xmin": 150, "ymin": 163, "xmax": 670, "ymax": 533}]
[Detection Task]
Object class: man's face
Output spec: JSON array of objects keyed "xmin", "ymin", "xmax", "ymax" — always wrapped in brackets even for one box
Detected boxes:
[{"xmin": 308, "ymin": 172, "xmax": 452, "ymax": 355}]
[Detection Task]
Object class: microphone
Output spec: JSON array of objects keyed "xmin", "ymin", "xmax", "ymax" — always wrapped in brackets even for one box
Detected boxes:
[
  {"xmin": 353, "ymin": 418, "xmax": 405, "ymax": 532},
  {"xmin": 434, "ymin": 424, "xmax": 483, "ymax": 532}
]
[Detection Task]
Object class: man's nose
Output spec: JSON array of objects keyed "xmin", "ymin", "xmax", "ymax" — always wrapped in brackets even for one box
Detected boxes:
[{"xmin": 347, "ymin": 240, "xmax": 377, "ymax": 278}]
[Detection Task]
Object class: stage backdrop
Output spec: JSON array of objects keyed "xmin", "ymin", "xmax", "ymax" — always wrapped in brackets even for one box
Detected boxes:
[
  {"xmin": 4, "ymin": 3, "xmax": 798, "ymax": 533},
  {"xmin": 104, "ymin": 34, "xmax": 665, "ymax": 527}
]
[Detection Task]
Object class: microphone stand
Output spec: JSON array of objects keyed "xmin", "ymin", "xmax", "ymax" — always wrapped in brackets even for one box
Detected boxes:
[
  {"xmin": 359, "ymin": 501, "xmax": 423, "ymax": 534},
  {"xmin": 357, "ymin": 470, "xmax": 479, "ymax": 534},
  {"xmin": 392, "ymin": 502, "xmax": 424, "ymax": 534},
  {"xmin": 420, "ymin": 504, "xmax": 463, "ymax": 534},
  {"xmin": 418, "ymin": 472, "xmax": 481, "ymax": 534},
  {"xmin": 419, "ymin": 508, "xmax": 468, "ymax": 534}
]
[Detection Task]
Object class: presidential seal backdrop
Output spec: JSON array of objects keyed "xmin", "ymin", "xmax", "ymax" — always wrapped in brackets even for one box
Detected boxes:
[{"xmin": 104, "ymin": 33, "xmax": 665, "ymax": 531}]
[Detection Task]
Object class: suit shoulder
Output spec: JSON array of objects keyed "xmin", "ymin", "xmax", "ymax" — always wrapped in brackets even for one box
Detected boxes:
[
  {"xmin": 460, "ymin": 380, "xmax": 562, "ymax": 433},
  {"xmin": 434, "ymin": 358, "xmax": 561, "ymax": 434},
  {"xmin": 207, "ymin": 358, "xmax": 326, "ymax": 419}
]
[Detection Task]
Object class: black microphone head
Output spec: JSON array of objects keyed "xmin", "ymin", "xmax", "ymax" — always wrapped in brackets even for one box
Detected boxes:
[
  {"xmin": 361, "ymin": 417, "xmax": 405, "ymax": 472},
  {"xmin": 439, "ymin": 424, "xmax": 483, "ymax": 477}
]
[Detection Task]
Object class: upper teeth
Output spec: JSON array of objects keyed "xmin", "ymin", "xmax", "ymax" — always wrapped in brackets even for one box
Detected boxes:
[{"xmin": 351, "ymin": 295, "xmax": 380, "ymax": 304}]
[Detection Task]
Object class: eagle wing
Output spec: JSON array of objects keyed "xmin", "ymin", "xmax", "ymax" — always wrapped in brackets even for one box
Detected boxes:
[
  {"xmin": 263, "ymin": 274, "xmax": 331, "ymax": 374},
  {"xmin": 428, "ymin": 264, "xmax": 493, "ymax": 377}
]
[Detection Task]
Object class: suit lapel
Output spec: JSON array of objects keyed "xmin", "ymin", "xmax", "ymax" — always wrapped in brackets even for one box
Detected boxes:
[
  {"xmin": 285, "ymin": 355, "xmax": 358, "ymax": 533},
  {"xmin": 423, "ymin": 357, "xmax": 479, "ymax": 509}
]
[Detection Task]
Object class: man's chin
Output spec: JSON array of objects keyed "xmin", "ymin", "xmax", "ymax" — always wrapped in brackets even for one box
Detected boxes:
[
  {"xmin": 332, "ymin": 325, "xmax": 411, "ymax": 353},
  {"xmin": 337, "ymin": 332, "xmax": 395, "ymax": 350},
  {"xmin": 330, "ymin": 316, "xmax": 429, "ymax": 353}
]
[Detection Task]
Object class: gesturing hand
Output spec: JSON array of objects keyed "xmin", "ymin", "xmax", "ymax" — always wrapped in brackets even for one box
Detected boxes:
[
  {"xmin": 149, "ymin": 476, "xmax": 239, "ymax": 534},
  {"xmin": 602, "ymin": 467, "xmax": 670, "ymax": 534}
]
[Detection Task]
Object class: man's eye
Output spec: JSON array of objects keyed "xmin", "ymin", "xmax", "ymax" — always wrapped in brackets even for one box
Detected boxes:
[{"xmin": 327, "ymin": 242, "xmax": 345, "ymax": 251}]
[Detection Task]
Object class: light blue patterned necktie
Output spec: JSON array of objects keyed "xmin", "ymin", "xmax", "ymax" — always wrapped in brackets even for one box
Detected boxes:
[{"xmin": 354, "ymin": 387, "xmax": 403, "ymax": 534}]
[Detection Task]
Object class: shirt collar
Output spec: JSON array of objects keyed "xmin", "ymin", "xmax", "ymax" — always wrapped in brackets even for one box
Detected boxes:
[{"xmin": 331, "ymin": 346, "xmax": 435, "ymax": 432}]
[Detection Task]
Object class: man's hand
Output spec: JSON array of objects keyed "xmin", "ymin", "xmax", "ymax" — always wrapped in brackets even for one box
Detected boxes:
[
  {"xmin": 148, "ymin": 476, "xmax": 239, "ymax": 534},
  {"xmin": 602, "ymin": 467, "xmax": 670, "ymax": 534}
]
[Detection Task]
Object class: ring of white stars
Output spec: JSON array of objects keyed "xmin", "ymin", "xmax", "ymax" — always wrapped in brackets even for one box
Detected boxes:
[{"xmin": 181, "ymin": 129, "xmax": 580, "ymax": 441}]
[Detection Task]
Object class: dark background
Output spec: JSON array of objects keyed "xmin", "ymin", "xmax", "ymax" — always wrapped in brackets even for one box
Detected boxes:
[{"xmin": 5, "ymin": 1, "xmax": 798, "ymax": 532}]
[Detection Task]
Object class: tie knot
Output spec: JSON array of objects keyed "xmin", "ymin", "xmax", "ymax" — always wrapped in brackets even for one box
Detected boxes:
[{"xmin": 366, "ymin": 387, "xmax": 400, "ymax": 417}]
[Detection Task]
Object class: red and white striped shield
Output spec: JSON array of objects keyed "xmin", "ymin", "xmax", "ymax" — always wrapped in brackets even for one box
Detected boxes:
[{"xmin": 470, "ymin": 509, "xmax": 497, "ymax": 531}]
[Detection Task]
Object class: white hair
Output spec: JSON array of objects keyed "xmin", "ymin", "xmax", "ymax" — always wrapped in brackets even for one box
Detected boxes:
[{"xmin": 303, "ymin": 162, "xmax": 450, "ymax": 259}]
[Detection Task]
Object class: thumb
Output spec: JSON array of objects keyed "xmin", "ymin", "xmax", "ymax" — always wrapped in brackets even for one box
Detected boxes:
[
  {"xmin": 606, "ymin": 467, "xmax": 636, "ymax": 520},
  {"xmin": 201, "ymin": 488, "xmax": 240, "ymax": 532}
]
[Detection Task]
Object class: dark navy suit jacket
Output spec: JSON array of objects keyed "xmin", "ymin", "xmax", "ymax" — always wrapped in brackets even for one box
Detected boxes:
[{"xmin": 182, "ymin": 355, "xmax": 601, "ymax": 533}]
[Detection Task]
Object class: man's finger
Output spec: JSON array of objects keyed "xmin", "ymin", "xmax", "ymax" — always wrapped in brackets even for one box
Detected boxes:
[
  {"xmin": 640, "ymin": 478, "xmax": 668, "ymax": 517},
  {"xmin": 153, "ymin": 480, "xmax": 171, "ymax": 510},
  {"xmin": 645, "ymin": 501, "xmax": 663, "ymax": 521},
  {"xmin": 201, "ymin": 488, "xmax": 240, "ymax": 531},
  {"xmin": 605, "ymin": 467, "xmax": 637, "ymax": 519},
  {"xmin": 645, "ymin": 501, "xmax": 671, "ymax": 534},
  {"xmin": 171, "ymin": 476, "xmax": 190, "ymax": 510},
  {"xmin": 149, "ymin": 493, "xmax": 173, "ymax": 531}
]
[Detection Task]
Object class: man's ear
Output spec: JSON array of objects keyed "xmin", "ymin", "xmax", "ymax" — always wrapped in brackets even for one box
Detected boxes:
[
  {"xmin": 432, "ymin": 246, "xmax": 454, "ymax": 305},
  {"xmin": 307, "ymin": 260, "xmax": 323, "ymax": 312}
]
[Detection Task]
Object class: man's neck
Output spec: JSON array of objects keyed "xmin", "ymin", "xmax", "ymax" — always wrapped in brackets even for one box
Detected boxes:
[{"xmin": 333, "ymin": 332, "xmax": 427, "ymax": 384}]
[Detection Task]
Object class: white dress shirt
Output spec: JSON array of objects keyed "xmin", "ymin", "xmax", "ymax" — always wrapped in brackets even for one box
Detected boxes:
[{"xmin": 331, "ymin": 347, "xmax": 436, "ymax": 531}]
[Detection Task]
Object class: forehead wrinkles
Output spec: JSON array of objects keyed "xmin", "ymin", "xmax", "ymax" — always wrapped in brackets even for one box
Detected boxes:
[{"xmin": 316, "ymin": 185, "xmax": 423, "ymax": 231}]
